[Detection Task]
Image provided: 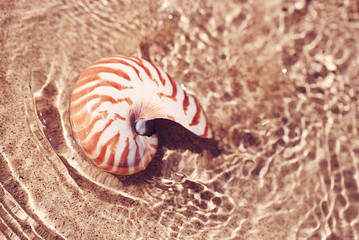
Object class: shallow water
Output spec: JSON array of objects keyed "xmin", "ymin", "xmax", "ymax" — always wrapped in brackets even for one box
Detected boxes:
[{"xmin": 1, "ymin": 0, "xmax": 359, "ymax": 239}]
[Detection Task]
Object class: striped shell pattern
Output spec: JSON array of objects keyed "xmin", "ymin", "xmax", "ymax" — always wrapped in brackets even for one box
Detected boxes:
[{"xmin": 70, "ymin": 55, "xmax": 212, "ymax": 175}]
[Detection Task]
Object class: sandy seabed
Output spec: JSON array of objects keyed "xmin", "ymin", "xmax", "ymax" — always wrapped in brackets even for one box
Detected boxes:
[{"xmin": 1, "ymin": 0, "xmax": 359, "ymax": 239}]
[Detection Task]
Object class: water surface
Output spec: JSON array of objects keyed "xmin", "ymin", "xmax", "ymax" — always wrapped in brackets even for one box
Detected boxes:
[{"xmin": 1, "ymin": 0, "xmax": 359, "ymax": 239}]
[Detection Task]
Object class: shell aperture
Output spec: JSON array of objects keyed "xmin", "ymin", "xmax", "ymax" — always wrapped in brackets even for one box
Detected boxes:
[{"xmin": 70, "ymin": 55, "xmax": 212, "ymax": 175}]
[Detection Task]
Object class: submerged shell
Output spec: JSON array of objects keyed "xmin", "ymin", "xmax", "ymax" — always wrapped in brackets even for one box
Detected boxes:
[{"xmin": 70, "ymin": 55, "xmax": 212, "ymax": 175}]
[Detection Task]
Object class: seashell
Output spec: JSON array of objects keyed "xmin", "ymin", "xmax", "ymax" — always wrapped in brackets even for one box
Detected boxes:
[{"xmin": 70, "ymin": 55, "xmax": 212, "ymax": 175}]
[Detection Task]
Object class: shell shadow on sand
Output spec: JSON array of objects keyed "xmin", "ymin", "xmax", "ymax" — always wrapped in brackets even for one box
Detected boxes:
[{"xmin": 115, "ymin": 118, "xmax": 221, "ymax": 181}]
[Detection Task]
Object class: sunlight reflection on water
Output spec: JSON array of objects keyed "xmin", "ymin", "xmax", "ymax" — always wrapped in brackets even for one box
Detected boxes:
[{"xmin": 1, "ymin": 0, "xmax": 359, "ymax": 239}]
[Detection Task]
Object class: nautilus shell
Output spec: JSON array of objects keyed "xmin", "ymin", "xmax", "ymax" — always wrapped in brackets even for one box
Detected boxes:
[{"xmin": 70, "ymin": 55, "xmax": 212, "ymax": 175}]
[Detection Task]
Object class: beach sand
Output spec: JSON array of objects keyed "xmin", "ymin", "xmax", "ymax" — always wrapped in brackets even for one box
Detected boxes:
[{"xmin": 1, "ymin": 0, "xmax": 359, "ymax": 239}]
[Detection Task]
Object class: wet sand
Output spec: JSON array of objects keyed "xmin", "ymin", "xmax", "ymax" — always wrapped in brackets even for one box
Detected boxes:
[{"xmin": 1, "ymin": 0, "xmax": 359, "ymax": 239}]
